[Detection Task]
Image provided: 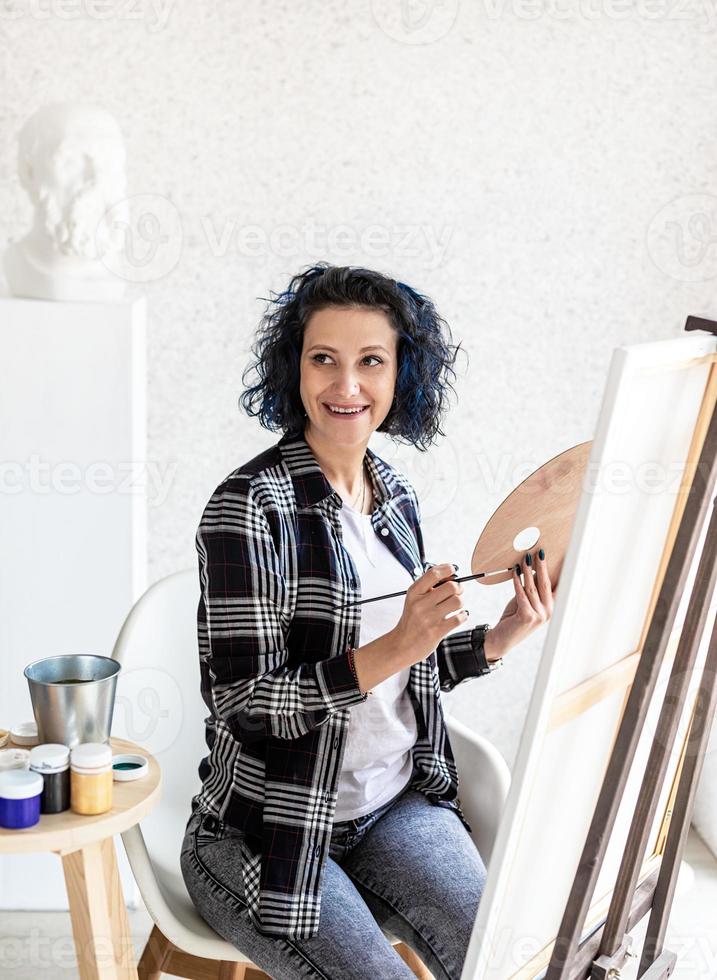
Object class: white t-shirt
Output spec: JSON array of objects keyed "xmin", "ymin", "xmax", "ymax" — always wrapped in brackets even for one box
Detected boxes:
[{"xmin": 333, "ymin": 499, "xmax": 419, "ymax": 823}]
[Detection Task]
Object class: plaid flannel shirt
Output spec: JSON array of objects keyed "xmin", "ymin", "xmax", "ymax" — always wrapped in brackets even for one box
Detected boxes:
[{"xmin": 191, "ymin": 429, "xmax": 493, "ymax": 940}]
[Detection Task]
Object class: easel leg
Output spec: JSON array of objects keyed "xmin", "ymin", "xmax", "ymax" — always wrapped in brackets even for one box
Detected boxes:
[
  {"xmin": 62, "ymin": 838, "xmax": 138, "ymax": 979},
  {"xmin": 637, "ymin": 949, "xmax": 678, "ymax": 979},
  {"xmin": 638, "ymin": 619, "xmax": 717, "ymax": 976},
  {"xmin": 599, "ymin": 497, "xmax": 717, "ymax": 957}
]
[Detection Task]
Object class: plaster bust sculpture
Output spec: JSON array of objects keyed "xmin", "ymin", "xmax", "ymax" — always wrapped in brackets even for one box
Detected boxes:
[{"xmin": 3, "ymin": 103, "xmax": 129, "ymax": 302}]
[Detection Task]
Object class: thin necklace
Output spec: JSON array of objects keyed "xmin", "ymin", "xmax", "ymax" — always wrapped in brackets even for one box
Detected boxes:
[
  {"xmin": 363, "ymin": 472, "xmax": 372, "ymax": 514},
  {"xmin": 351, "ymin": 466, "xmax": 365, "ymax": 511}
]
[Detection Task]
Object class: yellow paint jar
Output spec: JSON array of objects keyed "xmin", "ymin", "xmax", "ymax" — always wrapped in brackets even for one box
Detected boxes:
[{"xmin": 70, "ymin": 743, "xmax": 113, "ymax": 815}]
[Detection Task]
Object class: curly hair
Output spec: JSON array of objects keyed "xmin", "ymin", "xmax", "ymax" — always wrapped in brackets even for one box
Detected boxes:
[{"xmin": 240, "ymin": 262, "xmax": 466, "ymax": 452}]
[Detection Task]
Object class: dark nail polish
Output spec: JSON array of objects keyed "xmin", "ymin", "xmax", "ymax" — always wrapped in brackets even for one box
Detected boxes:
[
  {"xmin": 514, "ymin": 563, "xmax": 521, "ymax": 575},
  {"xmin": 526, "ymin": 552, "xmax": 532, "ymax": 567},
  {"xmin": 464, "ymin": 609, "xmax": 470, "ymax": 616},
  {"xmin": 539, "ymin": 548, "xmax": 545, "ymax": 560},
  {"xmin": 452, "ymin": 563, "xmax": 459, "ymax": 571}
]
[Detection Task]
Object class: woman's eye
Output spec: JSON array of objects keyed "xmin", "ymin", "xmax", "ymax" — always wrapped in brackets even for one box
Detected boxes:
[{"xmin": 310, "ymin": 353, "xmax": 383, "ymax": 366}]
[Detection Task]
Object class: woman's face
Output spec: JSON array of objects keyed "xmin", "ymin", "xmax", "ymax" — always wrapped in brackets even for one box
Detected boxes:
[{"xmin": 299, "ymin": 305, "xmax": 398, "ymax": 449}]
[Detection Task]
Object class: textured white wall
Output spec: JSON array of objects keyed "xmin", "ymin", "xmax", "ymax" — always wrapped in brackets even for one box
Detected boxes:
[{"xmin": 2, "ymin": 1, "xmax": 716, "ymax": 766}]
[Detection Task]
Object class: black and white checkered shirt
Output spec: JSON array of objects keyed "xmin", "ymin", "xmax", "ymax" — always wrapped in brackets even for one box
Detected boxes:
[{"xmin": 192, "ymin": 429, "xmax": 493, "ymax": 940}]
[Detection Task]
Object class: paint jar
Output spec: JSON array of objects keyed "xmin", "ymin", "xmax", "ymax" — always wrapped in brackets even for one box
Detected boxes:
[
  {"xmin": 29, "ymin": 744, "xmax": 71, "ymax": 814},
  {"xmin": 11, "ymin": 721, "xmax": 39, "ymax": 747},
  {"xmin": 112, "ymin": 754, "xmax": 148, "ymax": 782},
  {"xmin": 70, "ymin": 743, "xmax": 113, "ymax": 815},
  {"xmin": 0, "ymin": 749, "xmax": 30, "ymax": 772},
  {"xmin": 0, "ymin": 770, "xmax": 43, "ymax": 829}
]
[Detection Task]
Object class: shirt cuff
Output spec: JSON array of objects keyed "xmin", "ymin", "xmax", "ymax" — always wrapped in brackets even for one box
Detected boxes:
[
  {"xmin": 471, "ymin": 625, "xmax": 493, "ymax": 674},
  {"xmin": 444, "ymin": 626, "xmax": 494, "ymax": 686},
  {"xmin": 315, "ymin": 648, "xmax": 370, "ymax": 710}
]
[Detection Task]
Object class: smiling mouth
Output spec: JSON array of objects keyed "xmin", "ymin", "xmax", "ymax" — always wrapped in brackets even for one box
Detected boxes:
[{"xmin": 323, "ymin": 403, "xmax": 370, "ymax": 417}]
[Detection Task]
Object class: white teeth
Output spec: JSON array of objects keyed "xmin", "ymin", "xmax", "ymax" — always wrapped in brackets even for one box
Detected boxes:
[{"xmin": 327, "ymin": 405, "xmax": 366, "ymax": 414}]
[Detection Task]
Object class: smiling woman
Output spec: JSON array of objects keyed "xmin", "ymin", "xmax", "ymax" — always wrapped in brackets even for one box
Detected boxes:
[
  {"xmin": 302, "ymin": 307, "xmax": 395, "ymax": 427},
  {"xmin": 300, "ymin": 306, "xmax": 399, "ymax": 471},
  {"xmin": 180, "ymin": 263, "xmax": 547, "ymax": 980},
  {"xmin": 240, "ymin": 262, "xmax": 463, "ymax": 451}
]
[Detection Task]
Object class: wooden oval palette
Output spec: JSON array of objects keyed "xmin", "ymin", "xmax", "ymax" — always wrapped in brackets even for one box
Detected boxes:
[{"xmin": 471, "ymin": 441, "xmax": 593, "ymax": 590}]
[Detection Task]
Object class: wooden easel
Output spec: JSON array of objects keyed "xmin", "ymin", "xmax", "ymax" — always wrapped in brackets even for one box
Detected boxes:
[{"xmin": 543, "ymin": 316, "xmax": 717, "ymax": 980}]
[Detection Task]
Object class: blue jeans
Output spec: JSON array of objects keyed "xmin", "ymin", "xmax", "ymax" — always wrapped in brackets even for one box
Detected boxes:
[{"xmin": 180, "ymin": 783, "xmax": 487, "ymax": 980}]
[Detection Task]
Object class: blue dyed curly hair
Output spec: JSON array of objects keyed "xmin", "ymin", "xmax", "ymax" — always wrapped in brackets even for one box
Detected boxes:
[{"xmin": 240, "ymin": 263, "xmax": 465, "ymax": 452}]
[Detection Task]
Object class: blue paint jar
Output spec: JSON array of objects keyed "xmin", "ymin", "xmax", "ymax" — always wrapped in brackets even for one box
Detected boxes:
[{"xmin": 0, "ymin": 770, "xmax": 44, "ymax": 829}]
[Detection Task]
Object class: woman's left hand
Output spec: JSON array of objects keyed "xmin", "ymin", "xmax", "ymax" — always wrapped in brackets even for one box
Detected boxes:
[{"xmin": 487, "ymin": 550, "xmax": 557, "ymax": 660}]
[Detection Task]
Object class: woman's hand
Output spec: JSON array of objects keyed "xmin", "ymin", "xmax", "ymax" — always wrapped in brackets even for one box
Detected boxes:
[
  {"xmin": 487, "ymin": 550, "xmax": 556, "ymax": 660},
  {"xmin": 391, "ymin": 563, "xmax": 468, "ymax": 666}
]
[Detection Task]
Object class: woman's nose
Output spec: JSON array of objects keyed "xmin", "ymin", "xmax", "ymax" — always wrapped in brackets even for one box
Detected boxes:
[{"xmin": 332, "ymin": 371, "xmax": 361, "ymax": 397}]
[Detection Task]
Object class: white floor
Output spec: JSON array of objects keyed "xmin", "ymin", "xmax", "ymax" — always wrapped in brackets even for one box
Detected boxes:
[{"xmin": 0, "ymin": 830, "xmax": 715, "ymax": 979}]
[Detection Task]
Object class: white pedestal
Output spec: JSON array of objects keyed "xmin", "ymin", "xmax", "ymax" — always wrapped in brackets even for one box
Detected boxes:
[{"xmin": 0, "ymin": 296, "xmax": 147, "ymax": 909}]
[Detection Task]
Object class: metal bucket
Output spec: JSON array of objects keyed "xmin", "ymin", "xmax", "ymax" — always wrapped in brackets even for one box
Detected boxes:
[{"xmin": 24, "ymin": 654, "xmax": 121, "ymax": 748}]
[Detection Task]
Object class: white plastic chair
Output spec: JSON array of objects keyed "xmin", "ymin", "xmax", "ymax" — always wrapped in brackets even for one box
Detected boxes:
[{"xmin": 111, "ymin": 569, "xmax": 511, "ymax": 980}]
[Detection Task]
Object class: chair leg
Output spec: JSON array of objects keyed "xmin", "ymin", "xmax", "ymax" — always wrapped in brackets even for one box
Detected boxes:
[
  {"xmin": 137, "ymin": 923, "xmax": 272, "ymax": 980},
  {"xmin": 395, "ymin": 941, "xmax": 435, "ymax": 979},
  {"xmin": 138, "ymin": 924, "xmax": 173, "ymax": 979},
  {"xmin": 218, "ymin": 965, "xmax": 272, "ymax": 979},
  {"xmin": 218, "ymin": 965, "xmax": 245, "ymax": 979}
]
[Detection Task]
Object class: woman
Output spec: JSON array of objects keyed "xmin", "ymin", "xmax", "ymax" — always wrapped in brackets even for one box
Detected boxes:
[{"xmin": 181, "ymin": 263, "xmax": 555, "ymax": 980}]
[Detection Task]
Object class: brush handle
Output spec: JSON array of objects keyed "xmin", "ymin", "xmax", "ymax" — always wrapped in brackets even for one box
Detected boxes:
[{"xmin": 342, "ymin": 566, "xmax": 515, "ymax": 608}]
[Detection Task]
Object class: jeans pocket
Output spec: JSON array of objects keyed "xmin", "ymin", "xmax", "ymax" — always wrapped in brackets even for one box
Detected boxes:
[
  {"xmin": 181, "ymin": 810, "xmax": 203, "ymax": 851},
  {"xmin": 190, "ymin": 811, "xmax": 222, "ymax": 847},
  {"xmin": 195, "ymin": 812, "xmax": 251, "ymax": 856}
]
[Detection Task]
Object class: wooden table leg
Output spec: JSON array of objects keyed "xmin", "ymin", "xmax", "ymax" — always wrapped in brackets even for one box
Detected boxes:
[{"xmin": 62, "ymin": 837, "xmax": 138, "ymax": 980}]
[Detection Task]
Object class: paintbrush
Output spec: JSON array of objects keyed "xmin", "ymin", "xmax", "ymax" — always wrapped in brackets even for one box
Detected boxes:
[{"xmin": 338, "ymin": 565, "xmax": 517, "ymax": 609}]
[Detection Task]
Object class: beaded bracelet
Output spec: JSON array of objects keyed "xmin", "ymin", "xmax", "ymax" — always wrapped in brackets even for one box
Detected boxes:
[{"xmin": 347, "ymin": 647, "xmax": 373, "ymax": 696}]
